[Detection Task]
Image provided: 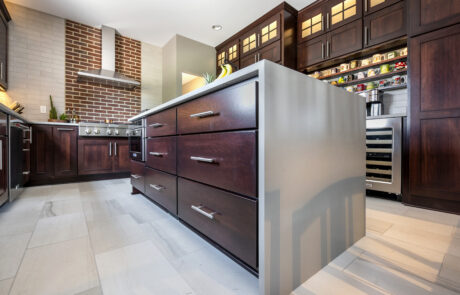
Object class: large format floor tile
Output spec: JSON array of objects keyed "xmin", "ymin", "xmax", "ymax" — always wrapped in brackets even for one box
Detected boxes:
[
  {"xmin": 28, "ymin": 213, "xmax": 88, "ymax": 248},
  {"xmin": 0, "ymin": 278, "xmax": 13, "ymax": 295},
  {"xmin": 96, "ymin": 241, "xmax": 195, "ymax": 295},
  {"xmin": 9, "ymin": 237, "xmax": 99, "ymax": 295},
  {"xmin": 0, "ymin": 232, "xmax": 30, "ymax": 280}
]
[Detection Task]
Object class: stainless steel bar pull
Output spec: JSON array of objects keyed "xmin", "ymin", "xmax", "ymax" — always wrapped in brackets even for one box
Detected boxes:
[
  {"xmin": 190, "ymin": 156, "xmax": 215, "ymax": 163},
  {"xmin": 149, "ymin": 184, "xmax": 164, "ymax": 191},
  {"xmin": 191, "ymin": 205, "xmax": 216, "ymax": 220},
  {"xmin": 149, "ymin": 123, "xmax": 163, "ymax": 128},
  {"xmin": 131, "ymin": 174, "xmax": 141, "ymax": 179},
  {"xmin": 109, "ymin": 142, "xmax": 112, "ymax": 156},
  {"xmin": 114, "ymin": 142, "xmax": 117, "ymax": 156},
  {"xmin": 23, "ymin": 171, "xmax": 30, "ymax": 175},
  {"xmin": 190, "ymin": 111, "xmax": 217, "ymax": 118},
  {"xmin": 56, "ymin": 128, "xmax": 74, "ymax": 131},
  {"xmin": 149, "ymin": 152, "xmax": 164, "ymax": 157}
]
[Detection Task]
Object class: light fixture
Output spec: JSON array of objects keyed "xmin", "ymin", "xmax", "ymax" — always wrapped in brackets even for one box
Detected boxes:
[{"xmin": 212, "ymin": 25, "xmax": 222, "ymax": 31}]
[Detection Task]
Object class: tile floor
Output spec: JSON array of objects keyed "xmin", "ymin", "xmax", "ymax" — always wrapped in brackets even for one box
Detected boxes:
[{"xmin": 0, "ymin": 179, "xmax": 458, "ymax": 294}]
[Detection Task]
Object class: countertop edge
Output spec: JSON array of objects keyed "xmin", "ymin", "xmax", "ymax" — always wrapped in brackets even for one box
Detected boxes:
[
  {"xmin": 128, "ymin": 62, "xmax": 263, "ymax": 121},
  {"xmin": 0, "ymin": 103, "xmax": 29, "ymax": 123}
]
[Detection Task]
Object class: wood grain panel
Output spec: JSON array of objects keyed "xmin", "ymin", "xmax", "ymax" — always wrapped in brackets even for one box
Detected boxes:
[
  {"xmin": 409, "ymin": 0, "xmax": 460, "ymax": 36},
  {"xmin": 78, "ymin": 138, "xmax": 113, "ymax": 175},
  {"xmin": 146, "ymin": 136, "xmax": 177, "ymax": 174},
  {"xmin": 145, "ymin": 168, "xmax": 177, "ymax": 215},
  {"xmin": 31, "ymin": 125, "xmax": 54, "ymax": 181},
  {"xmin": 364, "ymin": 2, "xmax": 406, "ymax": 47},
  {"xmin": 114, "ymin": 139, "xmax": 130, "ymax": 172},
  {"xmin": 146, "ymin": 108, "xmax": 176, "ymax": 137},
  {"xmin": 130, "ymin": 160, "xmax": 145, "ymax": 193},
  {"xmin": 53, "ymin": 126, "xmax": 77, "ymax": 178}
]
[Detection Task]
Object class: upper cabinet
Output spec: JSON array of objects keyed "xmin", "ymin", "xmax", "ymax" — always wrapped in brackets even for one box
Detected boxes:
[
  {"xmin": 408, "ymin": 0, "xmax": 460, "ymax": 36},
  {"xmin": 298, "ymin": 2, "xmax": 327, "ymax": 42},
  {"xmin": 215, "ymin": 2, "xmax": 297, "ymax": 72},
  {"xmin": 0, "ymin": 1, "xmax": 11, "ymax": 90},
  {"xmin": 364, "ymin": 1, "xmax": 406, "ymax": 47},
  {"xmin": 327, "ymin": 0, "xmax": 362, "ymax": 30},
  {"xmin": 364, "ymin": 0, "xmax": 401, "ymax": 15}
]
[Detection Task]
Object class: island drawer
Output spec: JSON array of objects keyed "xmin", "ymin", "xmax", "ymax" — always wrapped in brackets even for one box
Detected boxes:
[
  {"xmin": 178, "ymin": 178, "xmax": 257, "ymax": 269},
  {"xmin": 146, "ymin": 108, "xmax": 176, "ymax": 137},
  {"xmin": 177, "ymin": 131, "xmax": 257, "ymax": 197},
  {"xmin": 177, "ymin": 81, "xmax": 257, "ymax": 134},
  {"xmin": 145, "ymin": 167, "xmax": 177, "ymax": 215},
  {"xmin": 130, "ymin": 160, "xmax": 145, "ymax": 193},
  {"xmin": 146, "ymin": 136, "xmax": 177, "ymax": 174}
]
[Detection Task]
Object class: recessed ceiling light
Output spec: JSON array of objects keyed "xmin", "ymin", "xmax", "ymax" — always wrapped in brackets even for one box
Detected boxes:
[{"xmin": 212, "ymin": 25, "xmax": 222, "ymax": 31}]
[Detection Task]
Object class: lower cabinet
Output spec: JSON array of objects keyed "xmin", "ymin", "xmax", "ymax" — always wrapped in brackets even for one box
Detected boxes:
[
  {"xmin": 144, "ymin": 167, "xmax": 177, "ymax": 215},
  {"xmin": 78, "ymin": 138, "xmax": 129, "ymax": 175},
  {"xmin": 178, "ymin": 178, "xmax": 258, "ymax": 269},
  {"xmin": 130, "ymin": 160, "xmax": 145, "ymax": 193},
  {"xmin": 53, "ymin": 126, "xmax": 78, "ymax": 178}
]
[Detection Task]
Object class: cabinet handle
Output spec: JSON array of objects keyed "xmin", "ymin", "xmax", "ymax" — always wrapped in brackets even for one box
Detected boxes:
[
  {"xmin": 149, "ymin": 152, "xmax": 164, "ymax": 157},
  {"xmin": 114, "ymin": 142, "xmax": 117, "ymax": 156},
  {"xmin": 1, "ymin": 62, "xmax": 3, "ymax": 80},
  {"xmin": 191, "ymin": 205, "xmax": 216, "ymax": 220},
  {"xmin": 257, "ymin": 33, "xmax": 261, "ymax": 47},
  {"xmin": 190, "ymin": 156, "xmax": 215, "ymax": 163},
  {"xmin": 322, "ymin": 15, "xmax": 324, "ymax": 31},
  {"xmin": 254, "ymin": 54, "xmax": 257, "ymax": 63},
  {"xmin": 131, "ymin": 174, "xmax": 142, "ymax": 179},
  {"xmin": 327, "ymin": 13, "xmax": 330, "ymax": 29},
  {"xmin": 29, "ymin": 126, "xmax": 33, "ymax": 144},
  {"xmin": 365, "ymin": 0, "xmax": 368, "ymax": 12},
  {"xmin": 57, "ymin": 128, "xmax": 74, "ymax": 131},
  {"xmin": 22, "ymin": 149, "xmax": 30, "ymax": 152},
  {"xmin": 149, "ymin": 184, "xmax": 164, "ymax": 191},
  {"xmin": 322, "ymin": 43, "xmax": 325, "ymax": 59},
  {"xmin": 0, "ymin": 139, "xmax": 2, "ymax": 170},
  {"xmin": 109, "ymin": 142, "xmax": 112, "ymax": 156},
  {"xmin": 326, "ymin": 40, "xmax": 330, "ymax": 57},
  {"xmin": 364, "ymin": 26, "xmax": 368, "ymax": 46},
  {"xmin": 149, "ymin": 123, "xmax": 163, "ymax": 128},
  {"xmin": 190, "ymin": 110, "xmax": 217, "ymax": 118},
  {"xmin": 22, "ymin": 171, "xmax": 30, "ymax": 175}
]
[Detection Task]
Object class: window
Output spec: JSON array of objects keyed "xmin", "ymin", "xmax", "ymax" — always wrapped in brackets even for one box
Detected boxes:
[
  {"xmin": 370, "ymin": 0, "xmax": 385, "ymax": 8},
  {"xmin": 228, "ymin": 44, "xmax": 238, "ymax": 61},
  {"xmin": 331, "ymin": 0, "xmax": 357, "ymax": 26},
  {"xmin": 217, "ymin": 52, "xmax": 226, "ymax": 66},
  {"xmin": 242, "ymin": 33, "xmax": 257, "ymax": 54},
  {"xmin": 261, "ymin": 20, "xmax": 278, "ymax": 44},
  {"xmin": 301, "ymin": 13, "xmax": 323, "ymax": 38}
]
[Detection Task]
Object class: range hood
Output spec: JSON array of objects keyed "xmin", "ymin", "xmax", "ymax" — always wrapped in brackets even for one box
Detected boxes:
[{"xmin": 77, "ymin": 26, "xmax": 140, "ymax": 89}]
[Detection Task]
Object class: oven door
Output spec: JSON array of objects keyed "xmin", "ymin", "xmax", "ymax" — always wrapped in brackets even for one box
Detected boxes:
[{"xmin": 129, "ymin": 128, "xmax": 144, "ymax": 161}]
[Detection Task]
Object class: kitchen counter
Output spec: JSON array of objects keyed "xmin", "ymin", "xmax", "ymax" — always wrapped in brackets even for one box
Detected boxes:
[
  {"xmin": 129, "ymin": 60, "xmax": 366, "ymax": 294},
  {"xmin": 0, "ymin": 103, "xmax": 29, "ymax": 122},
  {"xmin": 30, "ymin": 121, "xmax": 79, "ymax": 126},
  {"xmin": 367, "ymin": 113, "xmax": 407, "ymax": 119}
]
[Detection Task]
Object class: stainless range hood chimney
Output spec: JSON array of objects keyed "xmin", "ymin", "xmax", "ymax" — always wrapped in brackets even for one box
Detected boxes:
[{"xmin": 77, "ymin": 26, "xmax": 140, "ymax": 89}]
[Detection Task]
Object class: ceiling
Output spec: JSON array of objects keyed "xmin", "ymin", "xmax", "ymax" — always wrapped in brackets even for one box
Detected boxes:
[{"xmin": 6, "ymin": 0, "xmax": 315, "ymax": 47}]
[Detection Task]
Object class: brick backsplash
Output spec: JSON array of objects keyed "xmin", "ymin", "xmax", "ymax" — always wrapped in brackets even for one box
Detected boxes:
[{"xmin": 65, "ymin": 20, "xmax": 141, "ymax": 123}]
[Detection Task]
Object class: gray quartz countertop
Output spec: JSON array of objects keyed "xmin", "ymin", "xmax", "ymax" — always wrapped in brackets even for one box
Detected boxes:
[
  {"xmin": 29, "ymin": 121, "xmax": 79, "ymax": 126},
  {"xmin": 0, "ymin": 103, "xmax": 29, "ymax": 123},
  {"xmin": 367, "ymin": 113, "xmax": 407, "ymax": 119}
]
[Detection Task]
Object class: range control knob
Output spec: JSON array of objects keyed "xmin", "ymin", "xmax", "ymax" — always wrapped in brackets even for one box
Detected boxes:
[
  {"xmin": 126, "ymin": 130, "xmax": 131, "ymax": 136},
  {"xmin": 85, "ymin": 128, "xmax": 91, "ymax": 134},
  {"xmin": 114, "ymin": 129, "xmax": 119, "ymax": 135},
  {"xmin": 106, "ymin": 129, "xmax": 112, "ymax": 135},
  {"xmin": 94, "ymin": 128, "xmax": 100, "ymax": 134}
]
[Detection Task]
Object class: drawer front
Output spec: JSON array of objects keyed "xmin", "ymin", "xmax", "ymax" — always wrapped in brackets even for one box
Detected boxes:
[
  {"xmin": 130, "ymin": 160, "xmax": 145, "ymax": 192},
  {"xmin": 146, "ymin": 108, "xmax": 176, "ymax": 137},
  {"xmin": 145, "ymin": 168, "xmax": 177, "ymax": 215},
  {"xmin": 177, "ymin": 131, "xmax": 257, "ymax": 197},
  {"xmin": 146, "ymin": 137, "xmax": 177, "ymax": 174},
  {"xmin": 177, "ymin": 81, "xmax": 257, "ymax": 134},
  {"xmin": 178, "ymin": 178, "xmax": 257, "ymax": 269}
]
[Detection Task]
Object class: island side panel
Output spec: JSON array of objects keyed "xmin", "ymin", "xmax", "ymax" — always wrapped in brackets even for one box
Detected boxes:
[{"xmin": 259, "ymin": 62, "xmax": 366, "ymax": 295}]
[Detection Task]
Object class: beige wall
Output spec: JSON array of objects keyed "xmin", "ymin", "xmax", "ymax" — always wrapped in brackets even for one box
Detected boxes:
[
  {"xmin": 162, "ymin": 35, "xmax": 216, "ymax": 102},
  {"xmin": 141, "ymin": 42, "xmax": 162, "ymax": 110},
  {"xmin": 5, "ymin": 2, "xmax": 66, "ymax": 122}
]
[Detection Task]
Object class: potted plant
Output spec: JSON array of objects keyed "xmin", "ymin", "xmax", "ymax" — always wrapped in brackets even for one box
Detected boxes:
[{"xmin": 48, "ymin": 95, "xmax": 68, "ymax": 123}]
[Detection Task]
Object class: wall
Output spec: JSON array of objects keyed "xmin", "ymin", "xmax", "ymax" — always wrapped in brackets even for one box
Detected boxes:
[
  {"xmin": 182, "ymin": 76, "xmax": 205, "ymax": 95},
  {"xmin": 5, "ymin": 2, "xmax": 66, "ymax": 122},
  {"xmin": 141, "ymin": 42, "xmax": 162, "ymax": 110},
  {"xmin": 162, "ymin": 34, "xmax": 215, "ymax": 102},
  {"xmin": 65, "ymin": 20, "xmax": 141, "ymax": 123}
]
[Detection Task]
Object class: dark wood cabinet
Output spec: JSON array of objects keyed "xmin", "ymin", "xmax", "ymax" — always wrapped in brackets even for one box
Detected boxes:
[
  {"xmin": 146, "ymin": 137, "xmax": 177, "ymax": 174},
  {"xmin": 217, "ymin": 38, "xmax": 240, "ymax": 75},
  {"xmin": 113, "ymin": 139, "xmax": 129, "ymax": 172},
  {"xmin": 406, "ymin": 23, "xmax": 460, "ymax": 213},
  {"xmin": 130, "ymin": 160, "xmax": 145, "ymax": 193},
  {"xmin": 217, "ymin": 2, "xmax": 297, "ymax": 72},
  {"xmin": 0, "ymin": 135, "xmax": 7, "ymax": 205},
  {"xmin": 364, "ymin": 2, "xmax": 406, "ymax": 47},
  {"xmin": 0, "ymin": 1, "xmax": 10, "ymax": 90},
  {"xmin": 145, "ymin": 167, "xmax": 177, "ymax": 214},
  {"xmin": 53, "ymin": 126, "xmax": 78, "ymax": 178},
  {"xmin": 298, "ymin": 1, "xmax": 327, "ymax": 43},
  {"xmin": 146, "ymin": 107, "xmax": 176, "ymax": 137},
  {"xmin": 31, "ymin": 125, "xmax": 55, "ymax": 181},
  {"xmin": 364, "ymin": 0, "xmax": 401, "ymax": 15},
  {"xmin": 327, "ymin": 0, "xmax": 363, "ymax": 31},
  {"xmin": 78, "ymin": 138, "xmax": 113, "ymax": 175},
  {"xmin": 408, "ymin": 0, "xmax": 460, "ymax": 36},
  {"xmin": 328, "ymin": 19, "xmax": 363, "ymax": 58},
  {"xmin": 298, "ymin": 34, "xmax": 328, "ymax": 68}
]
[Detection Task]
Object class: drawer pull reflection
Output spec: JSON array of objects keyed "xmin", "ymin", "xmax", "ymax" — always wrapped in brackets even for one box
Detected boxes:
[
  {"xmin": 190, "ymin": 156, "xmax": 216, "ymax": 163},
  {"xmin": 131, "ymin": 174, "xmax": 142, "ymax": 179},
  {"xmin": 149, "ymin": 184, "xmax": 164, "ymax": 191},
  {"xmin": 149, "ymin": 123, "xmax": 164, "ymax": 128},
  {"xmin": 149, "ymin": 152, "xmax": 165, "ymax": 157},
  {"xmin": 191, "ymin": 205, "xmax": 216, "ymax": 219},
  {"xmin": 190, "ymin": 111, "xmax": 218, "ymax": 118}
]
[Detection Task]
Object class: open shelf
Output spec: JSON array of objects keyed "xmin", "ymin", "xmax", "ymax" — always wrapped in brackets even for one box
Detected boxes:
[
  {"xmin": 355, "ymin": 84, "xmax": 407, "ymax": 94},
  {"xmin": 335, "ymin": 69, "xmax": 407, "ymax": 87},
  {"xmin": 318, "ymin": 55, "xmax": 407, "ymax": 80}
]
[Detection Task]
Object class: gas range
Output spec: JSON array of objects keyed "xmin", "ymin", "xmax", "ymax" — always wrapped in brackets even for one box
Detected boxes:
[{"xmin": 78, "ymin": 122, "xmax": 130, "ymax": 137}]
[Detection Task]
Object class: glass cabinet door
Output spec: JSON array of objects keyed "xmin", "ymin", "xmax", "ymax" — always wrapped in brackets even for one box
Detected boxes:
[
  {"xmin": 217, "ymin": 50, "xmax": 226, "ymax": 67},
  {"xmin": 328, "ymin": 0, "xmax": 362, "ymax": 30},
  {"xmin": 227, "ymin": 43, "xmax": 239, "ymax": 62},
  {"xmin": 259, "ymin": 15, "xmax": 280, "ymax": 47},
  {"xmin": 364, "ymin": 0, "xmax": 402, "ymax": 15},
  {"xmin": 240, "ymin": 32, "xmax": 258, "ymax": 57}
]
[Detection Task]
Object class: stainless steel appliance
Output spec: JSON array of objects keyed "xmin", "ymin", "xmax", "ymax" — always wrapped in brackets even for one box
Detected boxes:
[
  {"xmin": 0, "ymin": 111, "xmax": 7, "ymax": 207},
  {"xmin": 8, "ymin": 118, "xmax": 30, "ymax": 202},
  {"xmin": 128, "ymin": 119, "xmax": 145, "ymax": 162},
  {"xmin": 365, "ymin": 117, "xmax": 402, "ymax": 195},
  {"xmin": 78, "ymin": 122, "xmax": 129, "ymax": 137}
]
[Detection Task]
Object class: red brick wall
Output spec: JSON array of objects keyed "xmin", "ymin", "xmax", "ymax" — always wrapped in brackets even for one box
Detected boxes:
[{"xmin": 65, "ymin": 20, "xmax": 141, "ymax": 123}]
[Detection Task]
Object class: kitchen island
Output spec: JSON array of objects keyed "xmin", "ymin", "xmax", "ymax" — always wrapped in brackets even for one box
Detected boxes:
[{"xmin": 129, "ymin": 60, "xmax": 366, "ymax": 295}]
